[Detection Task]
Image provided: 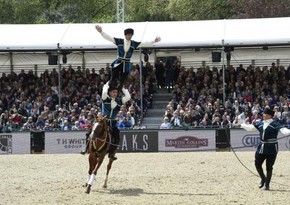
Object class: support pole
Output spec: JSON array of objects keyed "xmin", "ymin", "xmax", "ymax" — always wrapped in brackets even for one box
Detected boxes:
[
  {"xmin": 57, "ymin": 44, "xmax": 62, "ymax": 108},
  {"xmin": 139, "ymin": 48, "xmax": 143, "ymax": 117}
]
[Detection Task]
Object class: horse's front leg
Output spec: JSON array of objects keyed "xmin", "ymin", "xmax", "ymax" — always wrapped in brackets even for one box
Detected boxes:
[
  {"xmin": 85, "ymin": 155, "xmax": 105, "ymax": 194},
  {"xmin": 84, "ymin": 152, "xmax": 97, "ymax": 193},
  {"xmin": 103, "ymin": 158, "xmax": 114, "ymax": 188}
]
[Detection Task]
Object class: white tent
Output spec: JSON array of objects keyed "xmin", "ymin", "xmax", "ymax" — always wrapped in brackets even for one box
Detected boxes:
[
  {"xmin": 1, "ymin": 17, "xmax": 290, "ymax": 51},
  {"xmin": 1, "ymin": 17, "xmax": 290, "ymax": 73}
]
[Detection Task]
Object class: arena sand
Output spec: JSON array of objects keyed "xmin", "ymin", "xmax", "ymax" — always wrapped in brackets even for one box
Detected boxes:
[{"xmin": 0, "ymin": 152, "xmax": 289, "ymax": 205}]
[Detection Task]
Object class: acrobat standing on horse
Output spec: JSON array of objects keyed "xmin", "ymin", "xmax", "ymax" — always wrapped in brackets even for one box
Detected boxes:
[
  {"xmin": 81, "ymin": 81, "xmax": 131, "ymax": 160},
  {"xmin": 101, "ymin": 81, "xmax": 131, "ymax": 160},
  {"xmin": 95, "ymin": 24, "xmax": 161, "ymax": 90}
]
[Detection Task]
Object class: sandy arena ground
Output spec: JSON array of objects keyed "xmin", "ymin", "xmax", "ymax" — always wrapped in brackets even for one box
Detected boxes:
[{"xmin": 0, "ymin": 152, "xmax": 290, "ymax": 205}]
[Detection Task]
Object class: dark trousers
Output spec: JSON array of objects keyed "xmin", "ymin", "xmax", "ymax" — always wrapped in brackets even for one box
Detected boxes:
[
  {"xmin": 111, "ymin": 63, "xmax": 129, "ymax": 90},
  {"xmin": 108, "ymin": 126, "xmax": 120, "ymax": 154},
  {"xmin": 255, "ymin": 152, "xmax": 277, "ymax": 186}
]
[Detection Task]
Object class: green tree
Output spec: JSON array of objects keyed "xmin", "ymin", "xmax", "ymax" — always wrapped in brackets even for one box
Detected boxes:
[
  {"xmin": 167, "ymin": 0, "xmax": 234, "ymax": 21},
  {"xmin": 13, "ymin": 0, "xmax": 43, "ymax": 24},
  {"xmin": 0, "ymin": 0, "xmax": 15, "ymax": 23},
  {"xmin": 35, "ymin": 0, "xmax": 114, "ymax": 23},
  {"xmin": 1, "ymin": 0, "xmax": 290, "ymax": 24},
  {"xmin": 230, "ymin": 0, "xmax": 290, "ymax": 18},
  {"xmin": 125, "ymin": 0, "xmax": 171, "ymax": 22}
]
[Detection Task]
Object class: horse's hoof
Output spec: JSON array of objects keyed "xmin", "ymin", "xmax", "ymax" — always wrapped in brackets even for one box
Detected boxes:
[{"xmin": 103, "ymin": 185, "xmax": 107, "ymax": 188}]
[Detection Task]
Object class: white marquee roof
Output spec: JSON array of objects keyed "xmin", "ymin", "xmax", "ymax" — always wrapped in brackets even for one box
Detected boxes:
[{"xmin": 1, "ymin": 17, "xmax": 290, "ymax": 51}]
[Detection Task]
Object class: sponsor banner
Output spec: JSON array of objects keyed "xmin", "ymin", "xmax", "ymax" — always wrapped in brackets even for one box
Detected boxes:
[
  {"xmin": 285, "ymin": 135, "xmax": 290, "ymax": 150},
  {"xmin": 119, "ymin": 131, "xmax": 158, "ymax": 152},
  {"xmin": 0, "ymin": 134, "xmax": 12, "ymax": 154},
  {"xmin": 1, "ymin": 132, "xmax": 31, "ymax": 154},
  {"xmin": 13, "ymin": 132, "xmax": 31, "ymax": 154},
  {"xmin": 159, "ymin": 130, "xmax": 216, "ymax": 152},
  {"xmin": 230, "ymin": 130, "xmax": 290, "ymax": 151},
  {"xmin": 45, "ymin": 131, "xmax": 87, "ymax": 154}
]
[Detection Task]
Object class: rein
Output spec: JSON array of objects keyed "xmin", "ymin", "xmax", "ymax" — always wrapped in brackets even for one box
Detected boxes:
[{"xmin": 91, "ymin": 117, "xmax": 110, "ymax": 152}]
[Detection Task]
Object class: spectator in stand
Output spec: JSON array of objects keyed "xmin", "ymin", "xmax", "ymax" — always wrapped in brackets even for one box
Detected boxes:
[
  {"xmin": 20, "ymin": 116, "xmax": 36, "ymax": 131},
  {"xmin": 51, "ymin": 119, "xmax": 61, "ymax": 131},
  {"xmin": 9, "ymin": 110, "xmax": 23, "ymax": 130},
  {"xmin": 62, "ymin": 119, "xmax": 72, "ymax": 131},
  {"xmin": 165, "ymin": 60, "xmax": 175, "ymax": 93},
  {"xmin": 126, "ymin": 111, "xmax": 135, "ymax": 128},
  {"xmin": 164, "ymin": 105, "xmax": 174, "ymax": 121},
  {"xmin": 72, "ymin": 120, "xmax": 81, "ymax": 131},
  {"xmin": 155, "ymin": 60, "xmax": 165, "ymax": 88},
  {"xmin": 281, "ymin": 105, "xmax": 289, "ymax": 125},
  {"xmin": 250, "ymin": 109, "xmax": 262, "ymax": 124},
  {"xmin": 170, "ymin": 110, "xmax": 182, "ymax": 128},
  {"xmin": 118, "ymin": 117, "xmax": 132, "ymax": 129},
  {"xmin": 182, "ymin": 108, "xmax": 193, "ymax": 128},
  {"xmin": 35, "ymin": 115, "xmax": 45, "ymax": 130},
  {"xmin": 221, "ymin": 114, "xmax": 232, "ymax": 128},
  {"xmin": 160, "ymin": 116, "xmax": 172, "ymax": 129},
  {"xmin": 81, "ymin": 119, "xmax": 92, "ymax": 130},
  {"xmin": 0, "ymin": 110, "xmax": 9, "ymax": 130},
  {"xmin": 273, "ymin": 106, "xmax": 281, "ymax": 122},
  {"xmin": 199, "ymin": 112, "xmax": 211, "ymax": 128},
  {"xmin": 211, "ymin": 116, "xmax": 221, "ymax": 128}
]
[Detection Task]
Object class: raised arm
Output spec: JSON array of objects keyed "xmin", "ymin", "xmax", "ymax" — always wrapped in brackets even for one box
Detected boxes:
[
  {"xmin": 240, "ymin": 123, "xmax": 257, "ymax": 132},
  {"xmin": 121, "ymin": 88, "xmax": 131, "ymax": 104},
  {"xmin": 102, "ymin": 81, "xmax": 110, "ymax": 100},
  {"xmin": 138, "ymin": 36, "xmax": 161, "ymax": 48},
  {"xmin": 95, "ymin": 25, "xmax": 115, "ymax": 44},
  {"xmin": 280, "ymin": 127, "xmax": 290, "ymax": 135}
]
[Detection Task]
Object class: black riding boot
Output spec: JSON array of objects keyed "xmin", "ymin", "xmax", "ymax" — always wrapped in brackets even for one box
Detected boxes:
[
  {"xmin": 108, "ymin": 127, "xmax": 120, "ymax": 160},
  {"xmin": 108, "ymin": 145, "xmax": 118, "ymax": 161},
  {"xmin": 264, "ymin": 170, "xmax": 272, "ymax": 190},
  {"xmin": 80, "ymin": 129, "xmax": 91, "ymax": 155},
  {"xmin": 256, "ymin": 167, "xmax": 266, "ymax": 188}
]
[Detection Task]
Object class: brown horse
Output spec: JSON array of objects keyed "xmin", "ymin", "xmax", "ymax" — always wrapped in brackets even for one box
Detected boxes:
[{"xmin": 84, "ymin": 115, "xmax": 114, "ymax": 194}]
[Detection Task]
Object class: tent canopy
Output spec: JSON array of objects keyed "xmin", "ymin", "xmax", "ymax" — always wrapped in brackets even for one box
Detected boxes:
[{"xmin": 1, "ymin": 17, "xmax": 290, "ymax": 51}]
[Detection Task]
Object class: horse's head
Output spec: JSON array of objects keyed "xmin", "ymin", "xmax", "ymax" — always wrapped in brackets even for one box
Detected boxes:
[{"xmin": 91, "ymin": 115, "xmax": 108, "ymax": 140}]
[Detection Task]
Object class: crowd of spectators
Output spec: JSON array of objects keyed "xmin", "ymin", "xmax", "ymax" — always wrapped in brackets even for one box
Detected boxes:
[
  {"xmin": 157, "ymin": 60, "xmax": 290, "ymax": 129},
  {"xmin": 1, "ymin": 59, "xmax": 290, "ymax": 132},
  {"xmin": 0, "ymin": 62, "xmax": 156, "ymax": 133}
]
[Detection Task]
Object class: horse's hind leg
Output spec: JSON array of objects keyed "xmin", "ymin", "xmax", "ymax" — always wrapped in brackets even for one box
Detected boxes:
[{"xmin": 103, "ymin": 159, "xmax": 114, "ymax": 188}]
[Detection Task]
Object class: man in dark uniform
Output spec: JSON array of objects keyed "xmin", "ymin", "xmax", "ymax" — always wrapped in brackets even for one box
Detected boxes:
[
  {"xmin": 241, "ymin": 107, "xmax": 290, "ymax": 190},
  {"xmin": 95, "ymin": 25, "xmax": 161, "ymax": 89},
  {"xmin": 80, "ymin": 81, "xmax": 131, "ymax": 160}
]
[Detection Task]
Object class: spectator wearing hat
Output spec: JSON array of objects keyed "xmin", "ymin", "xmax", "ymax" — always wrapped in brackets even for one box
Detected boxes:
[
  {"xmin": 95, "ymin": 25, "xmax": 161, "ymax": 89},
  {"xmin": 240, "ymin": 106, "xmax": 290, "ymax": 190}
]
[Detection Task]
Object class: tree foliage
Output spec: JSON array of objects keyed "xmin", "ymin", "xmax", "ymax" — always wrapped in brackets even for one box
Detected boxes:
[
  {"xmin": 0, "ymin": 0, "xmax": 290, "ymax": 24},
  {"xmin": 230, "ymin": 0, "xmax": 290, "ymax": 18}
]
